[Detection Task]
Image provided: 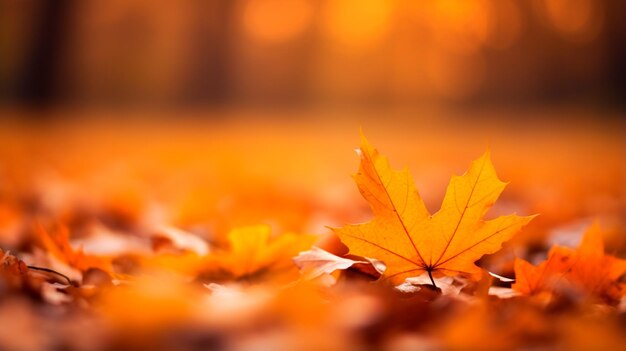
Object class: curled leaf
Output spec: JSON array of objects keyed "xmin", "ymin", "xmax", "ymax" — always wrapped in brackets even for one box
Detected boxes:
[{"xmin": 293, "ymin": 246, "xmax": 367, "ymax": 279}]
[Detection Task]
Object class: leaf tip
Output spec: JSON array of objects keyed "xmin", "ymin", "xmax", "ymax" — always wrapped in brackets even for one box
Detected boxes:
[
  {"xmin": 526, "ymin": 213, "xmax": 540, "ymax": 223},
  {"xmin": 358, "ymin": 127, "xmax": 367, "ymax": 143}
]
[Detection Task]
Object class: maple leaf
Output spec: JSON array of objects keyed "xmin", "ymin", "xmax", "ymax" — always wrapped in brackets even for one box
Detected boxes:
[
  {"xmin": 513, "ymin": 224, "xmax": 626, "ymax": 304},
  {"xmin": 145, "ymin": 225, "xmax": 318, "ymax": 282},
  {"xmin": 35, "ymin": 224, "xmax": 113, "ymax": 274},
  {"xmin": 334, "ymin": 134, "xmax": 534, "ymax": 285},
  {"xmin": 511, "ymin": 246, "xmax": 572, "ymax": 297},
  {"xmin": 212, "ymin": 225, "xmax": 317, "ymax": 279},
  {"xmin": 511, "ymin": 258, "xmax": 553, "ymax": 296}
]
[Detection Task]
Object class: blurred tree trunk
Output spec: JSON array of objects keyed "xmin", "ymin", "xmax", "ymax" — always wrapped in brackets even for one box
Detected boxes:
[{"xmin": 16, "ymin": 0, "xmax": 70, "ymax": 107}]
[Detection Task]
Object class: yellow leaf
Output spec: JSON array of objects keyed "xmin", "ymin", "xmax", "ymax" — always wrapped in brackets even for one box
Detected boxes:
[
  {"xmin": 208, "ymin": 225, "xmax": 317, "ymax": 281},
  {"xmin": 334, "ymin": 134, "xmax": 534, "ymax": 284}
]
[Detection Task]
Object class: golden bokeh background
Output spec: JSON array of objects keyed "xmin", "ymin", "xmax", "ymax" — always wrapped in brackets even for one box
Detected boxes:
[
  {"xmin": 0, "ymin": 0, "xmax": 624, "ymax": 254},
  {"xmin": 1, "ymin": 0, "xmax": 624, "ymax": 106}
]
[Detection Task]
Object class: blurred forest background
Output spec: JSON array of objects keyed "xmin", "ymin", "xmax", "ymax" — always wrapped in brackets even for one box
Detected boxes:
[
  {"xmin": 1, "ymin": 0, "xmax": 625, "ymax": 113},
  {"xmin": 0, "ymin": 0, "xmax": 623, "ymax": 247}
]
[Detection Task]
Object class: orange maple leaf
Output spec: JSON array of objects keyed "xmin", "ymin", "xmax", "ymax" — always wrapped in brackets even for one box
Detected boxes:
[
  {"xmin": 513, "ymin": 223, "xmax": 626, "ymax": 304},
  {"xmin": 334, "ymin": 134, "xmax": 534, "ymax": 285},
  {"xmin": 35, "ymin": 224, "xmax": 113, "ymax": 274}
]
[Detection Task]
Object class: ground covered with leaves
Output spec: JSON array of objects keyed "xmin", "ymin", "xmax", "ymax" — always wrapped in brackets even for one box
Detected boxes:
[{"xmin": 0, "ymin": 112, "xmax": 624, "ymax": 350}]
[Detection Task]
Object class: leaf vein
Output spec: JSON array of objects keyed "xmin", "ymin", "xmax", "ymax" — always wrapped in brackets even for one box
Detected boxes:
[{"xmin": 433, "ymin": 158, "xmax": 487, "ymax": 266}]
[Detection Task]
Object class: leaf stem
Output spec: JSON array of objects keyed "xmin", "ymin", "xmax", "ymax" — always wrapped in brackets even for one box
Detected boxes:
[
  {"xmin": 427, "ymin": 269, "xmax": 437, "ymax": 288},
  {"xmin": 27, "ymin": 265, "xmax": 73, "ymax": 285}
]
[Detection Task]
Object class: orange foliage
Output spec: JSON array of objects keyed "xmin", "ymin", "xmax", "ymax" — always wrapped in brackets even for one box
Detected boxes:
[
  {"xmin": 335, "ymin": 134, "xmax": 534, "ymax": 284},
  {"xmin": 35, "ymin": 224, "xmax": 114, "ymax": 274},
  {"xmin": 0, "ymin": 123, "xmax": 623, "ymax": 350},
  {"xmin": 514, "ymin": 223, "xmax": 626, "ymax": 304}
]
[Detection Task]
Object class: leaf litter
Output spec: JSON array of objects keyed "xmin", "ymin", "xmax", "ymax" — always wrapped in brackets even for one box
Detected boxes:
[{"xmin": 0, "ymin": 131, "xmax": 624, "ymax": 351}]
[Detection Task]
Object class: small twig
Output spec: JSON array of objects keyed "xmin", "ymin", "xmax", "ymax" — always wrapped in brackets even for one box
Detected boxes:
[{"xmin": 27, "ymin": 265, "xmax": 73, "ymax": 286}]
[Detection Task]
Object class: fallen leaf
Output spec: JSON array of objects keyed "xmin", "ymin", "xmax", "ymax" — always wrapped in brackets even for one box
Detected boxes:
[
  {"xmin": 511, "ymin": 255, "xmax": 558, "ymax": 296},
  {"xmin": 151, "ymin": 225, "xmax": 210, "ymax": 255},
  {"xmin": 35, "ymin": 224, "xmax": 114, "ymax": 274},
  {"xmin": 0, "ymin": 249, "xmax": 65, "ymax": 293},
  {"xmin": 218, "ymin": 225, "xmax": 316, "ymax": 278},
  {"xmin": 40, "ymin": 282, "xmax": 72, "ymax": 305},
  {"xmin": 488, "ymin": 287, "xmax": 520, "ymax": 299},
  {"xmin": 488, "ymin": 271, "xmax": 515, "ymax": 283},
  {"xmin": 168, "ymin": 225, "xmax": 319, "ymax": 282},
  {"xmin": 513, "ymin": 223, "xmax": 626, "ymax": 304},
  {"xmin": 397, "ymin": 274, "xmax": 466, "ymax": 295},
  {"xmin": 334, "ymin": 134, "xmax": 534, "ymax": 284},
  {"xmin": 0, "ymin": 249, "xmax": 30, "ymax": 288},
  {"xmin": 293, "ymin": 246, "xmax": 367, "ymax": 279}
]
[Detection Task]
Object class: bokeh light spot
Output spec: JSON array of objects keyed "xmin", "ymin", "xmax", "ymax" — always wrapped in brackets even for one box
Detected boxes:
[
  {"xmin": 242, "ymin": 0, "xmax": 313, "ymax": 44},
  {"xmin": 428, "ymin": 0, "xmax": 493, "ymax": 54},
  {"xmin": 322, "ymin": 0, "xmax": 393, "ymax": 49},
  {"xmin": 539, "ymin": 0, "xmax": 603, "ymax": 42}
]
